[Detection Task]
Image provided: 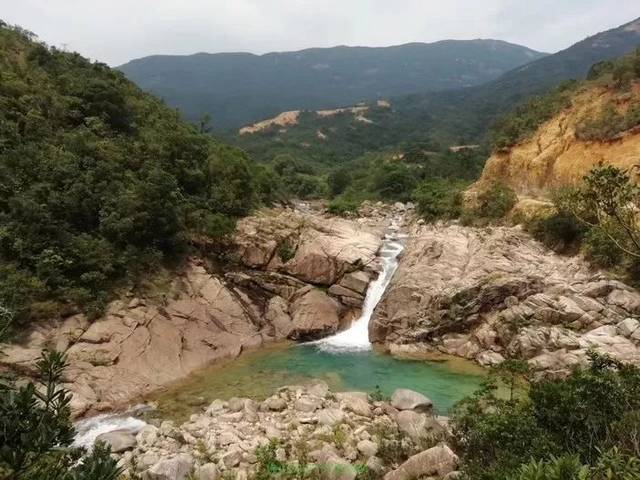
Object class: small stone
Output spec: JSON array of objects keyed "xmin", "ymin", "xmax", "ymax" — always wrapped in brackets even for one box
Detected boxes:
[
  {"xmin": 308, "ymin": 381, "xmax": 330, "ymax": 398},
  {"xmin": 295, "ymin": 397, "xmax": 321, "ymax": 413},
  {"xmin": 221, "ymin": 449, "xmax": 242, "ymax": 468},
  {"xmin": 357, "ymin": 439, "xmax": 378, "ymax": 458},
  {"xmin": 316, "ymin": 408, "xmax": 345, "ymax": 426},
  {"xmin": 263, "ymin": 396, "xmax": 287, "ymax": 411},
  {"xmin": 144, "ymin": 454, "xmax": 194, "ymax": 480},
  {"xmin": 196, "ymin": 463, "xmax": 219, "ymax": 480}
]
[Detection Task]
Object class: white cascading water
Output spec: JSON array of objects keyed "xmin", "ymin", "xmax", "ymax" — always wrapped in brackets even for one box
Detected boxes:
[
  {"xmin": 315, "ymin": 221, "xmax": 405, "ymax": 353},
  {"xmin": 72, "ymin": 411, "xmax": 148, "ymax": 450},
  {"xmin": 73, "ymin": 220, "xmax": 405, "ymax": 446}
]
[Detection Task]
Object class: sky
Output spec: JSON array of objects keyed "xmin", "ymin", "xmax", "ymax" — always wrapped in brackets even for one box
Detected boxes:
[{"xmin": 2, "ymin": 0, "xmax": 640, "ymax": 66}]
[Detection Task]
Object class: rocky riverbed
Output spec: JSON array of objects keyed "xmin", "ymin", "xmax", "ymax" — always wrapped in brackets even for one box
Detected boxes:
[
  {"xmin": 0, "ymin": 204, "xmax": 402, "ymax": 416},
  {"xmin": 98, "ymin": 383, "xmax": 458, "ymax": 480},
  {"xmin": 371, "ymin": 221, "xmax": 640, "ymax": 376}
]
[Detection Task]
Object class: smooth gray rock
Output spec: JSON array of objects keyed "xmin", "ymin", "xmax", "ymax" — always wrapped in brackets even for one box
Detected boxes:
[
  {"xmin": 390, "ymin": 388, "xmax": 433, "ymax": 413},
  {"xmin": 143, "ymin": 454, "xmax": 194, "ymax": 480},
  {"xmin": 95, "ymin": 430, "xmax": 136, "ymax": 453},
  {"xmin": 384, "ymin": 445, "xmax": 458, "ymax": 480}
]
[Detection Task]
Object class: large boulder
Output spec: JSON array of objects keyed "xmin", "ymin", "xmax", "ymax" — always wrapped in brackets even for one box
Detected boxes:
[
  {"xmin": 288, "ymin": 288, "xmax": 341, "ymax": 340},
  {"xmin": 143, "ymin": 454, "xmax": 194, "ymax": 480},
  {"xmin": 384, "ymin": 444, "xmax": 458, "ymax": 480},
  {"xmin": 95, "ymin": 430, "xmax": 136, "ymax": 453},
  {"xmin": 336, "ymin": 392, "xmax": 371, "ymax": 417},
  {"xmin": 390, "ymin": 389, "xmax": 433, "ymax": 413},
  {"xmin": 339, "ymin": 271, "xmax": 371, "ymax": 295},
  {"xmin": 396, "ymin": 410, "xmax": 446, "ymax": 443}
]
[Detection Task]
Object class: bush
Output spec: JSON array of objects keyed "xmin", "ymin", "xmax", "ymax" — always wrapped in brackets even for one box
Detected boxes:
[
  {"xmin": 582, "ymin": 227, "xmax": 623, "ymax": 268},
  {"xmin": 526, "ymin": 211, "xmax": 586, "ymax": 254},
  {"xmin": 474, "ymin": 182, "xmax": 517, "ymax": 219},
  {"xmin": 0, "ymin": 24, "xmax": 274, "ymax": 323},
  {"xmin": 327, "ymin": 197, "xmax": 361, "ymax": 216},
  {"xmin": 452, "ymin": 353, "xmax": 640, "ymax": 479},
  {"xmin": 371, "ymin": 162, "xmax": 418, "ymax": 202},
  {"xmin": 412, "ymin": 178, "xmax": 466, "ymax": 222},
  {"xmin": 490, "ymin": 81, "xmax": 577, "ymax": 151}
]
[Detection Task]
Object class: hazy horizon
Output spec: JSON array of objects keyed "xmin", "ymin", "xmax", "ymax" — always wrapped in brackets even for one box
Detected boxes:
[{"xmin": 2, "ymin": 0, "xmax": 639, "ymax": 66}]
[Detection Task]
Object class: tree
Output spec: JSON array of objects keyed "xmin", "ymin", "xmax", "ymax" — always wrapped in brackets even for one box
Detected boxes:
[
  {"xmin": 559, "ymin": 166, "xmax": 640, "ymax": 259},
  {"xmin": 0, "ymin": 307, "xmax": 122, "ymax": 479}
]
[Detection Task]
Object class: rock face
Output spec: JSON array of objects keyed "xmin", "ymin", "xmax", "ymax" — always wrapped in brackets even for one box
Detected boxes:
[
  {"xmin": 0, "ymin": 206, "xmax": 384, "ymax": 416},
  {"xmin": 113, "ymin": 383, "xmax": 451, "ymax": 480},
  {"xmin": 371, "ymin": 223, "xmax": 640, "ymax": 375},
  {"xmin": 470, "ymin": 85, "xmax": 640, "ymax": 199}
]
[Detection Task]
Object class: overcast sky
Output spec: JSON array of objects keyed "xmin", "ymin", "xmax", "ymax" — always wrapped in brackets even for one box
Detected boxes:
[{"xmin": 3, "ymin": 0, "xmax": 639, "ymax": 66}]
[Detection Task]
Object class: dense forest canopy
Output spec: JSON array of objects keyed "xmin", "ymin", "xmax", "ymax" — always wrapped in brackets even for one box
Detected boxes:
[
  {"xmin": 0, "ymin": 23, "xmax": 282, "ymax": 325},
  {"xmin": 118, "ymin": 40, "xmax": 546, "ymax": 130}
]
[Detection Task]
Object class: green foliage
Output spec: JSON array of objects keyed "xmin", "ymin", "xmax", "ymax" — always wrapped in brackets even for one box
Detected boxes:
[
  {"xmin": 490, "ymin": 81, "xmax": 577, "ymax": 151},
  {"xmin": 277, "ymin": 239, "xmax": 296, "ymax": 263},
  {"xmin": 526, "ymin": 210, "xmax": 586, "ymax": 254},
  {"xmin": 371, "ymin": 162, "xmax": 418, "ymax": 202},
  {"xmin": 474, "ymin": 182, "xmax": 518, "ymax": 219},
  {"xmin": 0, "ymin": 24, "xmax": 275, "ymax": 323},
  {"xmin": 575, "ymin": 103, "xmax": 640, "ymax": 142},
  {"xmin": 413, "ymin": 178, "xmax": 466, "ymax": 222},
  {"xmin": 452, "ymin": 353, "xmax": 640, "ymax": 479},
  {"xmin": 0, "ymin": 337, "xmax": 122, "ymax": 479},
  {"xmin": 559, "ymin": 166, "xmax": 640, "ymax": 263},
  {"xmin": 583, "ymin": 227, "xmax": 623, "ymax": 268},
  {"xmin": 327, "ymin": 197, "xmax": 361, "ymax": 216}
]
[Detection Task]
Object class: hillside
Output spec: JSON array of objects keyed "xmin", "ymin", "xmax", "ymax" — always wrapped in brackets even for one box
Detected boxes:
[
  {"xmin": 0, "ymin": 23, "xmax": 277, "ymax": 325},
  {"xmin": 232, "ymin": 17, "xmax": 640, "ymax": 171},
  {"xmin": 473, "ymin": 54, "xmax": 640, "ymax": 198},
  {"xmin": 118, "ymin": 40, "xmax": 546, "ymax": 129}
]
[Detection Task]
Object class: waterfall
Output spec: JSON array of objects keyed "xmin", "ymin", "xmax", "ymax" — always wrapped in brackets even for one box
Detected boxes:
[
  {"xmin": 315, "ymin": 222, "xmax": 405, "ymax": 353},
  {"xmin": 72, "ymin": 410, "xmax": 148, "ymax": 450}
]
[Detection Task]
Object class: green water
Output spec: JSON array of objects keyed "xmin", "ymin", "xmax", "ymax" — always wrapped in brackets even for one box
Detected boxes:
[{"xmin": 148, "ymin": 343, "xmax": 486, "ymax": 422}]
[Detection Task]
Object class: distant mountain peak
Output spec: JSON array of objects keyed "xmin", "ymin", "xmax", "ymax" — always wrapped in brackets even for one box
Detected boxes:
[{"xmin": 119, "ymin": 40, "xmax": 546, "ymax": 129}]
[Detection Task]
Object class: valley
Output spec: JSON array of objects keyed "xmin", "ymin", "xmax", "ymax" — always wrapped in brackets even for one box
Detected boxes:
[{"xmin": 2, "ymin": 10, "xmax": 640, "ymax": 480}]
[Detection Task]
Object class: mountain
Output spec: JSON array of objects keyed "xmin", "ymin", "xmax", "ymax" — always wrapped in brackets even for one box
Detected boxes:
[
  {"xmin": 472, "ymin": 51, "xmax": 640, "ymax": 199},
  {"xmin": 391, "ymin": 16, "xmax": 640, "ymax": 142},
  {"xmin": 0, "ymin": 22, "xmax": 274, "ymax": 323},
  {"xmin": 232, "ymin": 17, "xmax": 640, "ymax": 169},
  {"xmin": 118, "ymin": 40, "xmax": 546, "ymax": 129}
]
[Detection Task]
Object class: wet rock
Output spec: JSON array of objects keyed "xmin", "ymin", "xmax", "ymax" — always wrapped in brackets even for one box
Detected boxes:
[{"xmin": 95, "ymin": 430, "xmax": 136, "ymax": 453}]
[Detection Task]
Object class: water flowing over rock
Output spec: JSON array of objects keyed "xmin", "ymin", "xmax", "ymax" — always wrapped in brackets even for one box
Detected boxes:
[
  {"xmin": 372, "ymin": 223, "xmax": 640, "ymax": 375},
  {"xmin": 0, "ymin": 206, "xmax": 385, "ymax": 416}
]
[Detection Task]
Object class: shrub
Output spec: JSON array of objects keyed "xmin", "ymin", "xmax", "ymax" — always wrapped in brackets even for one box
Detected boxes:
[
  {"xmin": 475, "ymin": 182, "xmax": 517, "ymax": 219},
  {"xmin": 412, "ymin": 178, "xmax": 466, "ymax": 222},
  {"xmin": 582, "ymin": 227, "xmax": 623, "ymax": 268},
  {"xmin": 452, "ymin": 353, "xmax": 640, "ymax": 479},
  {"xmin": 526, "ymin": 211, "xmax": 586, "ymax": 254},
  {"xmin": 327, "ymin": 197, "xmax": 361, "ymax": 216},
  {"xmin": 490, "ymin": 81, "xmax": 577, "ymax": 151}
]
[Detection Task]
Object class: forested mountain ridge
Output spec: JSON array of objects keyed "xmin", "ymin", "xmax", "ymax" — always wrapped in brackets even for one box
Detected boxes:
[
  {"xmin": 231, "ymin": 17, "xmax": 640, "ymax": 176},
  {"xmin": 0, "ymin": 22, "xmax": 279, "ymax": 325},
  {"xmin": 118, "ymin": 39, "xmax": 546, "ymax": 129}
]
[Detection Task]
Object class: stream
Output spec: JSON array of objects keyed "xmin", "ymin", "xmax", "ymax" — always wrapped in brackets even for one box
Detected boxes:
[{"xmin": 74, "ymin": 221, "xmax": 485, "ymax": 447}]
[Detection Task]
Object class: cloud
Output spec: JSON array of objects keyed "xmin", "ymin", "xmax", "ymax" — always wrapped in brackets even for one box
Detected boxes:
[{"xmin": 2, "ymin": 0, "xmax": 639, "ymax": 65}]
